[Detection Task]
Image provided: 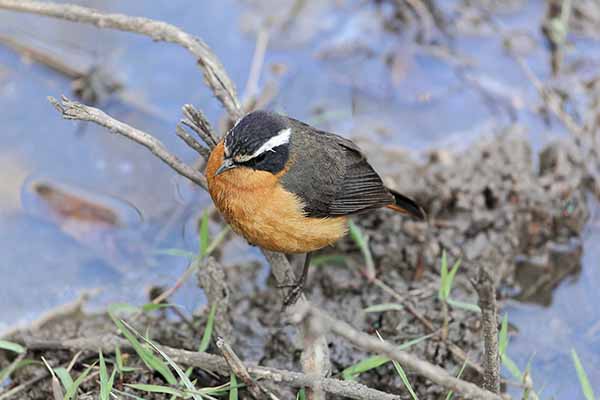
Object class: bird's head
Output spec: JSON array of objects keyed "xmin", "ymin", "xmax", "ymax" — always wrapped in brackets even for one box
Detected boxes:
[{"xmin": 215, "ymin": 110, "xmax": 291, "ymax": 176}]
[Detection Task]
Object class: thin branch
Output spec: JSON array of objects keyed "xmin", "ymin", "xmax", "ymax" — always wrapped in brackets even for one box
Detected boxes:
[
  {"xmin": 477, "ymin": 267, "xmax": 501, "ymax": 394},
  {"xmin": 291, "ymin": 304, "xmax": 507, "ymax": 400},
  {"xmin": 216, "ymin": 337, "xmax": 278, "ymax": 400},
  {"xmin": 48, "ymin": 96, "xmax": 208, "ymax": 190},
  {"xmin": 176, "ymin": 124, "xmax": 211, "ymax": 159},
  {"xmin": 20, "ymin": 335, "xmax": 401, "ymax": 400},
  {"xmin": 0, "ymin": 0, "xmax": 242, "ymax": 120},
  {"xmin": 182, "ymin": 104, "xmax": 219, "ymax": 148}
]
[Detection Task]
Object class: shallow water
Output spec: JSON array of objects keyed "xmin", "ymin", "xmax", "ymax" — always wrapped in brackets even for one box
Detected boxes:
[{"xmin": 0, "ymin": 0, "xmax": 598, "ymax": 397}]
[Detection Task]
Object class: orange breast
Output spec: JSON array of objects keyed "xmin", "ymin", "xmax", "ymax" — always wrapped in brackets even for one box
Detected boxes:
[{"xmin": 205, "ymin": 141, "xmax": 348, "ymax": 253}]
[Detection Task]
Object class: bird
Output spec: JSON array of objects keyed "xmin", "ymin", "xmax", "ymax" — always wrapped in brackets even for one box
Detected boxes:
[{"xmin": 205, "ymin": 110, "xmax": 425, "ymax": 305}]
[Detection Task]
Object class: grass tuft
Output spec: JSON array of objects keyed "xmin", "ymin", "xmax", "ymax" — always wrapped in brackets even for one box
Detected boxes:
[
  {"xmin": 0, "ymin": 340, "xmax": 25, "ymax": 355},
  {"xmin": 572, "ymin": 349, "xmax": 596, "ymax": 400}
]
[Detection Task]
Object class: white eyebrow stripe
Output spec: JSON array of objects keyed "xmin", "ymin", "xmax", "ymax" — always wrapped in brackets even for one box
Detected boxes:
[{"xmin": 235, "ymin": 128, "xmax": 291, "ymax": 163}]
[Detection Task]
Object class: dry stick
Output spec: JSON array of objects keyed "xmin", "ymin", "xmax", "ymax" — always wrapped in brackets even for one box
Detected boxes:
[
  {"xmin": 21, "ymin": 336, "xmax": 401, "ymax": 400},
  {"xmin": 291, "ymin": 305, "xmax": 507, "ymax": 400},
  {"xmin": 48, "ymin": 96, "xmax": 209, "ymax": 191},
  {"xmin": 216, "ymin": 337, "xmax": 277, "ymax": 400},
  {"xmin": 175, "ymin": 124, "xmax": 211, "ymax": 159},
  {"xmin": 181, "ymin": 104, "xmax": 219, "ymax": 148},
  {"xmin": 477, "ymin": 267, "xmax": 501, "ymax": 394},
  {"xmin": 0, "ymin": 0, "xmax": 242, "ymax": 120}
]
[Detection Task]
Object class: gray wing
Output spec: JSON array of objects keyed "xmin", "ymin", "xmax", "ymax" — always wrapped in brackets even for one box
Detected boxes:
[{"xmin": 280, "ymin": 119, "xmax": 393, "ymax": 218}]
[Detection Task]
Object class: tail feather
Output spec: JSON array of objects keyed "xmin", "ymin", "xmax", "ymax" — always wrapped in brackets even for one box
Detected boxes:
[{"xmin": 386, "ymin": 189, "xmax": 426, "ymax": 220}]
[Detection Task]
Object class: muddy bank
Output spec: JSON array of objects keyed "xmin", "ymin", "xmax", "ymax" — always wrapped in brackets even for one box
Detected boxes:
[{"xmin": 1, "ymin": 126, "xmax": 591, "ymax": 399}]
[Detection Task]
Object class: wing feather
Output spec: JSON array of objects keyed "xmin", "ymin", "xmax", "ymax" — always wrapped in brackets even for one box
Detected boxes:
[{"xmin": 280, "ymin": 120, "xmax": 393, "ymax": 217}]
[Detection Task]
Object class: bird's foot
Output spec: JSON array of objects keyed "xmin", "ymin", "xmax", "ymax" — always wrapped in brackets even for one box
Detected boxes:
[{"xmin": 278, "ymin": 280, "xmax": 305, "ymax": 307}]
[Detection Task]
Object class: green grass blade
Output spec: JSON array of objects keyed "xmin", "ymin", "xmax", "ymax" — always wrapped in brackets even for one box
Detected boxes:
[
  {"xmin": 572, "ymin": 349, "xmax": 596, "ymax": 400},
  {"xmin": 348, "ymin": 220, "xmax": 375, "ymax": 279},
  {"xmin": 111, "ymin": 388, "xmax": 149, "ymax": 400},
  {"xmin": 127, "ymin": 383, "xmax": 184, "ymax": 396},
  {"xmin": 110, "ymin": 316, "xmax": 177, "ymax": 384},
  {"xmin": 363, "ymin": 303, "xmax": 404, "ymax": 313},
  {"xmin": 198, "ymin": 303, "xmax": 217, "ymax": 352},
  {"xmin": 115, "ymin": 345, "xmax": 123, "ymax": 375},
  {"xmin": 0, "ymin": 357, "xmax": 36, "ymax": 382},
  {"xmin": 99, "ymin": 351, "xmax": 109, "ymax": 400},
  {"xmin": 391, "ymin": 360, "xmax": 419, "ymax": 400},
  {"xmin": 342, "ymin": 355, "xmax": 389, "ymax": 380},
  {"xmin": 446, "ymin": 298, "xmax": 481, "ymax": 313},
  {"xmin": 154, "ymin": 248, "xmax": 198, "ymax": 260},
  {"xmin": 296, "ymin": 388, "xmax": 306, "ymax": 400},
  {"xmin": 342, "ymin": 333, "xmax": 433, "ymax": 380},
  {"xmin": 502, "ymin": 354, "xmax": 522, "ymax": 380},
  {"xmin": 199, "ymin": 210, "xmax": 210, "ymax": 258},
  {"xmin": 439, "ymin": 250, "xmax": 449, "ymax": 300},
  {"xmin": 229, "ymin": 373, "xmax": 238, "ymax": 400},
  {"xmin": 205, "ymin": 226, "xmax": 231, "ymax": 257},
  {"xmin": 108, "ymin": 303, "xmax": 140, "ymax": 316},
  {"xmin": 373, "ymin": 331, "xmax": 419, "ymax": 400},
  {"xmin": 122, "ymin": 320, "xmax": 203, "ymax": 400},
  {"xmin": 99, "ymin": 351, "xmax": 116, "ymax": 400},
  {"xmin": 53, "ymin": 367, "xmax": 74, "ymax": 393},
  {"xmin": 446, "ymin": 258, "xmax": 462, "ymax": 292},
  {"xmin": 64, "ymin": 361, "xmax": 96, "ymax": 400},
  {"xmin": 0, "ymin": 340, "xmax": 25, "ymax": 354},
  {"xmin": 310, "ymin": 254, "xmax": 347, "ymax": 267},
  {"xmin": 445, "ymin": 358, "xmax": 468, "ymax": 400},
  {"xmin": 141, "ymin": 303, "xmax": 178, "ymax": 313}
]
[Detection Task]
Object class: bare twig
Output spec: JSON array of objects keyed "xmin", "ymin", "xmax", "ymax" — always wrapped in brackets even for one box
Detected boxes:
[
  {"xmin": 477, "ymin": 267, "xmax": 501, "ymax": 394},
  {"xmin": 48, "ymin": 96, "xmax": 208, "ymax": 190},
  {"xmin": 181, "ymin": 104, "xmax": 219, "ymax": 148},
  {"xmin": 176, "ymin": 124, "xmax": 211, "ymax": 159},
  {"xmin": 0, "ymin": 0, "xmax": 242, "ymax": 119},
  {"xmin": 20, "ymin": 335, "xmax": 401, "ymax": 400},
  {"xmin": 291, "ymin": 304, "xmax": 507, "ymax": 400},
  {"xmin": 216, "ymin": 337, "xmax": 277, "ymax": 399}
]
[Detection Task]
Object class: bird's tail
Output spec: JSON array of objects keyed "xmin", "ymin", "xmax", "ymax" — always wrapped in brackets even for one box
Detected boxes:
[{"xmin": 386, "ymin": 189, "xmax": 426, "ymax": 220}]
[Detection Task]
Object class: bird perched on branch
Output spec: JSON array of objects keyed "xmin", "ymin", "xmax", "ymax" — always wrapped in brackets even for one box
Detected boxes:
[{"xmin": 206, "ymin": 110, "xmax": 425, "ymax": 305}]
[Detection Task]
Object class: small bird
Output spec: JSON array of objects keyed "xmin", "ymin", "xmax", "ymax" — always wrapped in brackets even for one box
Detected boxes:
[{"xmin": 206, "ymin": 110, "xmax": 425, "ymax": 304}]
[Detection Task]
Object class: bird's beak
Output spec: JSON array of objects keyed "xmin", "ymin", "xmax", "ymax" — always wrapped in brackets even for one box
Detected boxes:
[{"xmin": 214, "ymin": 158, "xmax": 236, "ymax": 176}]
